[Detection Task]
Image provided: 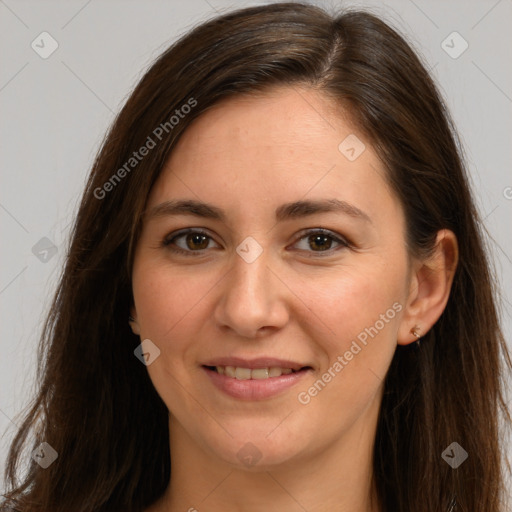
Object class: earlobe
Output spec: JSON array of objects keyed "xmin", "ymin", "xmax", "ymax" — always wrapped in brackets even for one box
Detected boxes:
[
  {"xmin": 397, "ymin": 229, "xmax": 458, "ymax": 346},
  {"xmin": 128, "ymin": 310, "xmax": 141, "ymax": 336}
]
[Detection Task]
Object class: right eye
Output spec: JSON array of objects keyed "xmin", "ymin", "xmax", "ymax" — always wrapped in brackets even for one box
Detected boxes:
[{"xmin": 162, "ymin": 228, "xmax": 220, "ymax": 256}]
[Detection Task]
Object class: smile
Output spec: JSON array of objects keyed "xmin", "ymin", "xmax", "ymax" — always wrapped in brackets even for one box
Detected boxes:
[{"xmin": 202, "ymin": 364, "xmax": 312, "ymax": 400}]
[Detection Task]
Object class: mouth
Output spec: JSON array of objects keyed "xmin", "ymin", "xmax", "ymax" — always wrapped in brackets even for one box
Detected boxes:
[{"xmin": 201, "ymin": 360, "xmax": 313, "ymax": 400}]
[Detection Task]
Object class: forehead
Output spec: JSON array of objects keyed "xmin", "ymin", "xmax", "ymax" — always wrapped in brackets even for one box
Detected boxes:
[
  {"xmin": 169, "ymin": 86, "xmax": 352, "ymax": 167},
  {"xmin": 146, "ymin": 86, "xmax": 402, "ymax": 228}
]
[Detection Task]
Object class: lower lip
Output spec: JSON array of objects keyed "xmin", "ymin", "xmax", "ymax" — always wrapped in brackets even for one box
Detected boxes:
[{"xmin": 203, "ymin": 366, "xmax": 310, "ymax": 400}]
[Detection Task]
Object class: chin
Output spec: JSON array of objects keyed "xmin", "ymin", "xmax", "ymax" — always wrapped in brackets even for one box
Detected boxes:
[{"xmin": 206, "ymin": 427, "xmax": 307, "ymax": 471}]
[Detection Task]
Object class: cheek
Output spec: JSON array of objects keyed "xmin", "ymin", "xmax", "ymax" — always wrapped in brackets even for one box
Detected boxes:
[
  {"xmin": 300, "ymin": 260, "xmax": 405, "ymax": 402},
  {"xmin": 131, "ymin": 261, "xmax": 233, "ymax": 391},
  {"xmin": 307, "ymin": 262, "xmax": 404, "ymax": 350},
  {"xmin": 131, "ymin": 263, "xmax": 218, "ymax": 410},
  {"xmin": 132, "ymin": 261, "xmax": 214, "ymax": 337},
  {"xmin": 289, "ymin": 267, "xmax": 403, "ymax": 444}
]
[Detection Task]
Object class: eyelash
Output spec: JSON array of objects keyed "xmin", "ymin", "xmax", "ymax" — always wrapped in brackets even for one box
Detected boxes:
[{"xmin": 162, "ymin": 228, "xmax": 350, "ymax": 257}]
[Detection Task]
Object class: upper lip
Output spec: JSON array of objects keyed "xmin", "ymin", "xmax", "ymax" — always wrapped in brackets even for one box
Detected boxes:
[{"xmin": 202, "ymin": 357, "xmax": 310, "ymax": 371}]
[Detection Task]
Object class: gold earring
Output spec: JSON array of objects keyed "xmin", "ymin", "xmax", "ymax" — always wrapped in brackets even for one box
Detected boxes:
[{"xmin": 410, "ymin": 326, "xmax": 421, "ymax": 346}]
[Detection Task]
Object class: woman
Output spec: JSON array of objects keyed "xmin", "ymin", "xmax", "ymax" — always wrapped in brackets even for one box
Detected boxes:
[{"xmin": 2, "ymin": 3, "xmax": 510, "ymax": 511}]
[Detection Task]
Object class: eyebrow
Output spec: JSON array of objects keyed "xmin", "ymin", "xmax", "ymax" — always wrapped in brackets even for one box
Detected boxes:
[{"xmin": 146, "ymin": 198, "xmax": 372, "ymax": 224}]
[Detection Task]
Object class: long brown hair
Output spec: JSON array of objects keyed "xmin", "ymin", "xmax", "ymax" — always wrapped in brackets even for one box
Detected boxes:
[{"xmin": 2, "ymin": 3, "xmax": 510, "ymax": 511}]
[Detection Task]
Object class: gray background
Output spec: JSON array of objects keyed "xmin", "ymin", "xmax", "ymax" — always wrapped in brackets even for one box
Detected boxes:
[{"xmin": 1, "ymin": 0, "xmax": 511, "ymax": 494}]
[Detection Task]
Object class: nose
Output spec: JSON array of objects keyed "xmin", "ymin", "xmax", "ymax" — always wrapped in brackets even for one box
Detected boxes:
[{"xmin": 213, "ymin": 246, "xmax": 290, "ymax": 339}]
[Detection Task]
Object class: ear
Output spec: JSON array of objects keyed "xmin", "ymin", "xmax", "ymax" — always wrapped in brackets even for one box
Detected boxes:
[
  {"xmin": 397, "ymin": 229, "xmax": 458, "ymax": 345},
  {"xmin": 129, "ymin": 306, "xmax": 141, "ymax": 336}
]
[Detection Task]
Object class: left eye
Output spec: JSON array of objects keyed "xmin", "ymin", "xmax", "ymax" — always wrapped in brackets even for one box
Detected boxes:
[
  {"xmin": 293, "ymin": 230, "xmax": 349, "ymax": 253},
  {"xmin": 163, "ymin": 228, "xmax": 349, "ymax": 256}
]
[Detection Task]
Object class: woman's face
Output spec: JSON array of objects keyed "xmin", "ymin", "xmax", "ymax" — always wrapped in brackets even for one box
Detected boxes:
[{"xmin": 131, "ymin": 86, "xmax": 412, "ymax": 469}]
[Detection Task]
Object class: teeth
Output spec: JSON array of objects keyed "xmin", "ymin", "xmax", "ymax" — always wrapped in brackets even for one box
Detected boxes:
[
  {"xmin": 269, "ymin": 367, "xmax": 282, "ymax": 377},
  {"xmin": 251, "ymin": 368, "xmax": 269, "ymax": 379},
  {"xmin": 213, "ymin": 366, "xmax": 298, "ymax": 379},
  {"xmin": 235, "ymin": 367, "xmax": 252, "ymax": 380},
  {"xmin": 225, "ymin": 366, "xmax": 236, "ymax": 378}
]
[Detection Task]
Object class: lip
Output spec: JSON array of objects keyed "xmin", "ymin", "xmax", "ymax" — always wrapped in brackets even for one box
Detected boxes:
[{"xmin": 201, "ymin": 357, "xmax": 312, "ymax": 400}]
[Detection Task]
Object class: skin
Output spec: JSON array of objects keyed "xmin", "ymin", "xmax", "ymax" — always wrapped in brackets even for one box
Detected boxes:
[{"xmin": 130, "ymin": 86, "xmax": 458, "ymax": 512}]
